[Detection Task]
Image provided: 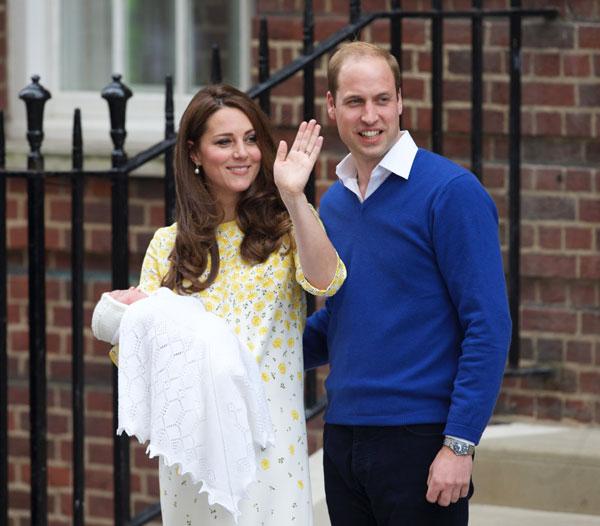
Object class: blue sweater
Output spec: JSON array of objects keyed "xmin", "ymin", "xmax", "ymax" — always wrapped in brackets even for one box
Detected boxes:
[{"xmin": 304, "ymin": 149, "xmax": 511, "ymax": 444}]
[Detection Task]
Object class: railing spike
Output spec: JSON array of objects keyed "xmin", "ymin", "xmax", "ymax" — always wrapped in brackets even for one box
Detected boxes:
[{"xmin": 211, "ymin": 44, "xmax": 222, "ymax": 84}]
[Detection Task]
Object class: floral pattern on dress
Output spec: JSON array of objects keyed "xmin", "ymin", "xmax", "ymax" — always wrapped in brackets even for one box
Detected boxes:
[{"xmin": 138, "ymin": 218, "xmax": 345, "ymax": 526}]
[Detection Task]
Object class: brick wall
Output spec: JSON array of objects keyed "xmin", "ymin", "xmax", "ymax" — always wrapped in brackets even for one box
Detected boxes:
[{"xmin": 3, "ymin": 0, "xmax": 599, "ymax": 523}]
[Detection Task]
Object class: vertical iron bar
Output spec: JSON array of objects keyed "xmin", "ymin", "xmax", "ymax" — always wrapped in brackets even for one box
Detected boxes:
[
  {"xmin": 101, "ymin": 74, "xmax": 132, "ymax": 525},
  {"xmin": 508, "ymin": 0, "xmax": 522, "ymax": 368},
  {"xmin": 164, "ymin": 76, "xmax": 176, "ymax": 225},
  {"xmin": 258, "ymin": 18, "xmax": 271, "ymax": 116},
  {"xmin": 0, "ymin": 110, "xmax": 8, "ymax": 526},
  {"xmin": 471, "ymin": 0, "xmax": 483, "ymax": 179},
  {"xmin": 303, "ymin": 0, "xmax": 317, "ymax": 407},
  {"xmin": 390, "ymin": 0, "xmax": 403, "ymax": 129},
  {"xmin": 211, "ymin": 44, "xmax": 222, "ymax": 84},
  {"xmin": 19, "ymin": 75, "xmax": 51, "ymax": 526},
  {"xmin": 350, "ymin": 0, "xmax": 361, "ymax": 39},
  {"xmin": 431, "ymin": 0, "xmax": 443, "ymax": 154},
  {"xmin": 71, "ymin": 109, "xmax": 85, "ymax": 526}
]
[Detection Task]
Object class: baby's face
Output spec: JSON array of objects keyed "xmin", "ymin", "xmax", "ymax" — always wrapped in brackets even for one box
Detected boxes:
[{"xmin": 109, "ymin": 287, "xmax": 148, "ymax": 305}]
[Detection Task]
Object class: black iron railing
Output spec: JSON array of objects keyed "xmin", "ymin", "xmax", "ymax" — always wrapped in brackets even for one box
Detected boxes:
[{"xmin": 0, "ymin": 1, "xmax": 558, "ymax": 524}]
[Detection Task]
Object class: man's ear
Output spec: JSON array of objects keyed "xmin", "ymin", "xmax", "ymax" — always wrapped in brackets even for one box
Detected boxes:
[
  {"xmin": 397, "ymin": 88, "xmax": 403, "ymax": 116},
  {"xmin": 326, "ymin": 91, "xmax": 336, "ymax": 121}
]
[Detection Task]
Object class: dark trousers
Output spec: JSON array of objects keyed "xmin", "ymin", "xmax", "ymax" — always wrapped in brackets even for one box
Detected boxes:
[{"xmin": 323, "ymin": 423, "xmax": 473, "ymax": 526}]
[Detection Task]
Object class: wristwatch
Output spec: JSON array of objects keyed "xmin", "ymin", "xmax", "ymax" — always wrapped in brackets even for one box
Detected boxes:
[{"xmin": 443, "ymin": 436, "xmax": 475, "ymax": 456}]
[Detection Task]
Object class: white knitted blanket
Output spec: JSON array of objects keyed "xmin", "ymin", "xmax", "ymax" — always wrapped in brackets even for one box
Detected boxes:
[{"xmin": 114, "ymin": 288, "xmax": 274, "ymax": 522}]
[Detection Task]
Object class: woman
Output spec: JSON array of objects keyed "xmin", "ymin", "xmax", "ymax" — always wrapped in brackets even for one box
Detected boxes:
[{"xmin": 97, "ymin": 84, "xmax": 345, "ymax": 524}]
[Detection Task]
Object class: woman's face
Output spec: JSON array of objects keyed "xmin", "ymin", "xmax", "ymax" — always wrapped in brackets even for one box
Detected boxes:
[{"xmin": 192, "ymin": 106, "xmax": 262, "ymax": 215}]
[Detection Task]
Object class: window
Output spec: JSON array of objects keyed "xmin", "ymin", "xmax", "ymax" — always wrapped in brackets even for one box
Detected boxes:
[{"xmin": 7, "ymin": 0, "xmax": 253, "ymax": 149}]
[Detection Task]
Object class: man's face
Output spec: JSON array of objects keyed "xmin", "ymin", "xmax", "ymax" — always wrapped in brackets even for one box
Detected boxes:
[{"xmin": 327, "ymin": 56, "xmax": 402, "ymax": 169}]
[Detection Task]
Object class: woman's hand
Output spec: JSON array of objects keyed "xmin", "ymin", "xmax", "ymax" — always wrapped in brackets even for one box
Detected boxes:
[
  {"xmin": 109, "ymin": 287, "xmax": 148, "ymax": 305},
  {"xmin": 274, "ymin": 119, "xmax": 323, "ymax": 200}
]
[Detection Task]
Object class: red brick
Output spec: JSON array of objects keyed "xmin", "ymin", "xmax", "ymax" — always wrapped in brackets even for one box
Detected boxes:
[
  {"xmin": 533, "ymin": 53, "xmax": 560, "ymax": 77},
  {"xmin": 444, "ymin": 20, "xmax": 471, "ymax": 45},
  {"xmin": 8, "ymin": 225, "xmax": 27, "ymax": 249},
  {"xmin": 537, "ymin": 338, "xmax": 564, "ymax": 361},
  {"xmin": 565, "ymin": 227, "xmax": 592, "ymax": 250},
  {"xmin": 566, "ymin": 341, "xmax": 592, "ymax": 364},
  {"xmin": 579, "ymin": 83, "xmax": 600, "ymax": 107},
  {"xmin": 522, "ymin": 195, "xmax": 575, "ymax": 220},
  {"xmin": 522, "ymin": 83, "xmax": 575, "ymax": 106},
  {"xmin": 565, "ymin": 113, "xmax": 591, "ymax": 137},
  {"xmin": 538, "ymin": 226, "xmax": 562, "ymax": 250},
  {"xmin": 508, "ymin": 394, "xmax": 534, "ymax": 416},
  {"xmin": 580, "ymin": 256, "xmax": 600, "ymax": 279},
  {"xmin": 565, "ymin": 169, "xmax": 592, "ymax": 191},
  {"xmin": 522, "ymin": 254, "xmax": 575, "ymax": 278},
  {"xmin": 522, "ymin": 307, "xmax": 577, "ymax": 333},
  {"xmin": 48, "ymin": 465, "xmax": 71, "ymax": 487},
  {"xmin": 538, "ymin": 281, "xmax": 567, "ymax": 304},
  {"xmin": 564, "ymin": 400, "xmax": 593, "ymax": 423},
  {"xmin": 483, "ymin": 110, "xmax": 505, "ymax": 134},
  {"xmin": 580, "ymin": 371, "xmax": 600, "ymax": 394},
  {"xmin": 446, "ymin": 109, "xmax": 470, "ymax": 133},
  {"xmin": 579, "ymin": 199, "xmax": 600, "ymax": 222},
  {"xmin": 582, "ymin": 312, "xmax": 600, "ymax": 335},
  {"xmin": 85, "ymin": 468, "xmax": 113, "ymax": 491},
  {"xmin": 443, "ymin": 80, "xmax": 471, "ymax": 102},
  {"xmin": 402, "ymin": 77, "xmax": 426, "ymax": 102},
  {"xmin": 579, "ymin": 26, "xmax": 600, "ymax": 48},
  {"xmin": 523, "ymin": 22, "xmax": 574, "ymax": 49},
  {"xmin": 537, "ymin": 396, "xmax": 562, "ymax": 421},
  {"xmin": 534, "ymin": 111, "xmax": 562, "ymax": 136},
  {"xmin": 87, "ymin": 442, "xmax": 112, "ymax": 465},
  {"xmin": 403, "ymin": 19, "xmax": 426, "ymax": 45},
  {"xmin": 521, "ymin": 224, "xmax": 534, "ymax": 248},
  {"xmin": 88, "ymin": 495, "xmax": 113, "ymax": 519},
  {"xmin": 570, "ymin": 282, "xmax": 597, "ymax": 308},
  {"xmin": 563, "ymin": 54, "xmax": 591, "ymax": 77}
]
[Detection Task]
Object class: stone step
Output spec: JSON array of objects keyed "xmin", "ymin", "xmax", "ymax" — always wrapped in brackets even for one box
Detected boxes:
[{"xmin": 472, "ymin": 423, "xmax": 600, "ymax": 516}]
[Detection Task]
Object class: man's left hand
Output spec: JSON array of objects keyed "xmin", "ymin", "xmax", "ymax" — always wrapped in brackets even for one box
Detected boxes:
[{"xmin": 425, "ymin": 446, "xmax": 472, "ymax": 506}]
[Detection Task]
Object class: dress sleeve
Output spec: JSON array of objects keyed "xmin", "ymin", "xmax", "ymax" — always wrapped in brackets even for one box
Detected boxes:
[
  {"xmin": 138, "ymin": 226, "xmax": 175, "ymax": 295},
  {"xmin": 292, "ymin": 204, "xmax": 347, "ymax": 297}
]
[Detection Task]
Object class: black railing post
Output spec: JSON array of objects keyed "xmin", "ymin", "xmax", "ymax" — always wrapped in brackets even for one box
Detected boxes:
[
  {"xmin": 350, "ymin": 0, "xmax": 361, "ymax": 39},
  {"xmin": 19, "ymin": 74, "xmax": 51, "ymax": 526},
  {"xmin": 471, "ymin": 0, "xmax": 483, "ymax": 179},
  {"xmin": 211, "ymin": 44, "xmax": 223, "ymax": 84},
  {"xmin": 0, "ymin": 110, "xmax": 8, "ymax": 526},
  {"xmin": 164, "ymin": 76, "xmax": 176, "ymax": 225},
  {"xmin": 101, "ymin": 73, "xmax": 132, "ymax": 525},
  {"xmin": 303, "ymin": 0, "xmax": 317, "ymax": 408},
  {"xmin": 390, "ymin": 0, "xmax": 403, "ymax": 129},
  {"xmin": 259, "ymin": 18, "xmax": 271, "ymax": 115},
  {"xmin": 431, "ymin": 0, "xmax": 443, "ymax": 154},
  {"xmin": 71, "ymin": 108, "xmax": 85, "ymax": 526},
  {"xmin": 508, "ymin": 0, "xmax": 522, "ymax": 368}
]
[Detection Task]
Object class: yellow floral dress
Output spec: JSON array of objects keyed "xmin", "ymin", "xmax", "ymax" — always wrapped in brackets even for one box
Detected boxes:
[{"xmin": 137, "ymin": 220, "xmax": 346, "ymax": 526}]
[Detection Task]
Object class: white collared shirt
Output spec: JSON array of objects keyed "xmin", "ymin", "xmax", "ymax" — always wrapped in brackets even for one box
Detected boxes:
[{"xmin": 335, "ymin": 130, "xmax": 419, "ymax": 202}]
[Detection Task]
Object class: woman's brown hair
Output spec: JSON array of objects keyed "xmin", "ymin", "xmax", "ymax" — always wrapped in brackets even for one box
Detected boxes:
[{"xmin": 162, "ymin": 84, "xmax": 292, "ymax": 294}]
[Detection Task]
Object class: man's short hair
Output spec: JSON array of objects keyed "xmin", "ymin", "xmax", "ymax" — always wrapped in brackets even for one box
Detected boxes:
[{"xmin": 327, "ymin": 41, "xmax": 401, "ymax": 100}]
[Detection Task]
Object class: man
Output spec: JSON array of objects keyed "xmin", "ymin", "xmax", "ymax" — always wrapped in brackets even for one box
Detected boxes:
[{"xmin": 303, "ymin": 41, "xmax": 511, "ymax": 525}]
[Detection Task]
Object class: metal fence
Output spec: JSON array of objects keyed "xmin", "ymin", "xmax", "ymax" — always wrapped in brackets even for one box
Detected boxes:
[{"xmin": 0, "ymin": 1, "xmax": 557, "ymax": 524}]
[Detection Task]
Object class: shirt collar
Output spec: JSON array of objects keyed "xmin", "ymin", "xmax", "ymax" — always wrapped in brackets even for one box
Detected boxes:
[{"xmin": 335, "ymin": 130, "xmax": 418, "ymax": 184}]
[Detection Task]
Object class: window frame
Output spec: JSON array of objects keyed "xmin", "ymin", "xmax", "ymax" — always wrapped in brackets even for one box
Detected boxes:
[{"xmin": 6, "ymin": 0, "xmax": 253, "ymax": 152}]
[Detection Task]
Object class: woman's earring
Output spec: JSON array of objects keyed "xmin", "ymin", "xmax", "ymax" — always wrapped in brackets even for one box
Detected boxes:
[{"xmin": 194, "ymin": 164, "xmax": 201, "ymax": 175}]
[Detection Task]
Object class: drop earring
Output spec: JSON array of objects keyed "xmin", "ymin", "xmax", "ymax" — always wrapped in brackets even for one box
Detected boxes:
[{"xmin": 194, "ymin": 164, "xmax": 201, "ymax": 175}]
